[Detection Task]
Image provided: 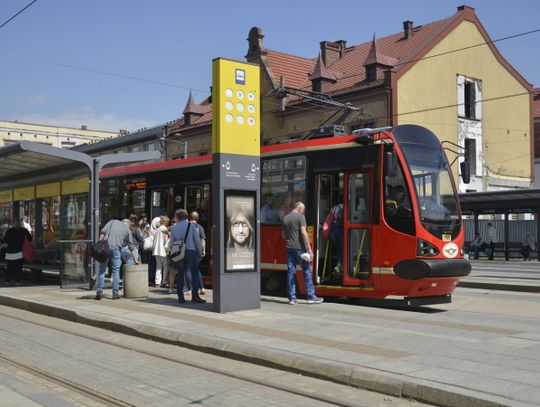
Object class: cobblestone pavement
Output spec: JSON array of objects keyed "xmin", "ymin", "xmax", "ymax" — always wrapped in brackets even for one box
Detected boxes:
[{"xmin": 0, "ymin": 305, "xmax": 427, "ymax": 407}]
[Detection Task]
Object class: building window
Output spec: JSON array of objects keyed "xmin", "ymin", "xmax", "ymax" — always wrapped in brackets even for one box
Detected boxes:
[
  {"xmin": 464, "ymin": 81, "xmax": 475, "ymax": 119},
  {"xmin": 143, "ymin": 142, "xmax": 155, "ymax": 152},
  {"xmin": 457, "ymin": 75, "xmax": 482, "ymax": 120},
  {"xmin": 366, "ymin": 66, "xmax": 377, "ymax": 82},
  {"xmin": 129, "ymin": 146, "xmax": 140, "ymax": 153},
  {"xmin": 464, "ymin": 138, "xmax": 477, "ymax": 175}
]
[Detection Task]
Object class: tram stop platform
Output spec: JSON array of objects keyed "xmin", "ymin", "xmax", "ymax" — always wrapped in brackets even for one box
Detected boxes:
[{"xmin": 0, "ymin": 281, "xmax": 539, "ymax": 407}]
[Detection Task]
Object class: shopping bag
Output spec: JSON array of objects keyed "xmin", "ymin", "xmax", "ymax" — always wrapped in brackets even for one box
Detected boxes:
[{"xmin": 23, "ymin": 238, "xmax": 35, "ymax": 262}]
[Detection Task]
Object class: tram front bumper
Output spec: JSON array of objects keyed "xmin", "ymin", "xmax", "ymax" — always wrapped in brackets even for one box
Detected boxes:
[{"xmin": 393, "ymin": 258, "xmax": 471, "ymax": 280}]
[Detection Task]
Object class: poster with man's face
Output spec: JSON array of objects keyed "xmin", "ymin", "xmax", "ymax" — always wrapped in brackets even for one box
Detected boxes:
[{"xmin": 225, "ymin": 191, "xmax": 256, "ymax": 272}]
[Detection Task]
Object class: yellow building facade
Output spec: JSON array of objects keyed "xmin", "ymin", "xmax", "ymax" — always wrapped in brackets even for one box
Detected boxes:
[
  {"xmin": 396, "ymin": 16, "xmax": 532, "ymax": 192},
  {"xmin": 0, "ymin": 120, "xmax": 120, "ymax": 149}
]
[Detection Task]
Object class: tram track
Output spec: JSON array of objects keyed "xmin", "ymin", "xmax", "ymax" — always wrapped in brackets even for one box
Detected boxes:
[
  {"xmin": 0, "ymin": 306, "xmax": 417, "ymax": 407},
  {"xmin": 0, "ymin": 352, "xmax": 133, "ymax": 407}
]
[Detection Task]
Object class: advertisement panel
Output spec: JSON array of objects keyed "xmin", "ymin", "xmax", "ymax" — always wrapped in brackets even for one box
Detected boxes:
[{"xmin": 224, "ymin": 190, "xmax": 256, "ymax": 272}]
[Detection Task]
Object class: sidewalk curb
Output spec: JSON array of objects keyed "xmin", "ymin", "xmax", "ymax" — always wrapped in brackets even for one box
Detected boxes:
[
  {"xmin": 0, "ymin": 293, "xmax": 526, "ymax": 407},
  {"xmin": 458, "ymin": 281, "xmax": 540, "ymax": 293}
]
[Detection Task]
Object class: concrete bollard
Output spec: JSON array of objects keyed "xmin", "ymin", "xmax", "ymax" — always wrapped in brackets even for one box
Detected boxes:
[{"xmin": 123, "ymin": 264, "xmax": 148, "ymax": 298}]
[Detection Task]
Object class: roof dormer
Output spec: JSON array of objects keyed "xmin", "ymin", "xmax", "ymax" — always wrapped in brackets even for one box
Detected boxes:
[
  {"xmin": 309, "ymin": 53, "xmax": 336, "ymax": 92},
  {"xmin": 182, "ymin": 91, "xmax": 206, "ymax": 126},
  {"xmin": 364, "ymin": 34, "xmax": 397, "ymax": 82}
]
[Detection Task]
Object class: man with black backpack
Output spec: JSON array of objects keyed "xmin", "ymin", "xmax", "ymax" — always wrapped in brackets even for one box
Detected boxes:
[{"xmin": 95, "ymin": 218, "xmax": 139, "ymax": 300}]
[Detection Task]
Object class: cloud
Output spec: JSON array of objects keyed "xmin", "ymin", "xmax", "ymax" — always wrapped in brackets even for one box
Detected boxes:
[
  {"xmin": 18, "ymin": 94, "xmax": 51, "ymax": 107},
  {"xmin": 11, "ymin": 108, "xmax": 157, "ymax": 133}
]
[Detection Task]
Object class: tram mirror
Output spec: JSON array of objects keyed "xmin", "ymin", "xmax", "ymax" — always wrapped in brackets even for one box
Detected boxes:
[
  {"xmin": 460, "ymin": 160, "xmax": 471, "ymax": 184},
  {"xmin": 385, "ymin": 151, "xmax": 398, "ymax": 177}
]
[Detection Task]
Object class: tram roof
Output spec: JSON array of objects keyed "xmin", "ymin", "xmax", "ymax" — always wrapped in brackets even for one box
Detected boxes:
[{"xmin": 459, "ymin": 189, "xmax": 540, "ymax": 212}]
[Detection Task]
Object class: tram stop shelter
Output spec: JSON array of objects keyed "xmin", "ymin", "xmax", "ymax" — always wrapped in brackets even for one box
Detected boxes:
[
  {"xmin": 459, "ymin": 190, "xmax": 540, "ymax": 261},
  {"xmin": 0, "ymin": 141, "xmax": 159, "ymax": 286}
]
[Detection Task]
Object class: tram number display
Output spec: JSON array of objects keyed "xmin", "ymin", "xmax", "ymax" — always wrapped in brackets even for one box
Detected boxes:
[
  {"xmin": 442, "ymin": 234, "xmax": 452, "ymax": 242},
  {"xmin": 224, "ymin": 190, "xmax": 256, "ymax": 272}
]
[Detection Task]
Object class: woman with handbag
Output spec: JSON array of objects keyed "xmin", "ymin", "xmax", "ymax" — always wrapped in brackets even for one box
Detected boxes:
[
  {"xmin": 152, "ymin": 215, "xmax": 170, "ymax": 287},
  {"xmin": 3, "ymin": 218, "xmax": 32, "ymax": 286}
]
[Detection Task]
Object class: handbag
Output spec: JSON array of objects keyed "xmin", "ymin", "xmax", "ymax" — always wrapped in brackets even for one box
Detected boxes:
[
  {"xmin": 90, "ymin": 221, "xmax": 113, "ymax": 262},
  {"xmin": 23, "ymin": 238, "xmax": 35, "ymax": 262},
  {"xmin": 90, "ymin": 240, "xmax": 111, "ymax": 262},
  {"xmin": 143, "ymin": 235, "xmax": 154, "ymax": 251},
  {"xmin": 168, "ymin": 223, "xmax": 191, "ymax": 262}
]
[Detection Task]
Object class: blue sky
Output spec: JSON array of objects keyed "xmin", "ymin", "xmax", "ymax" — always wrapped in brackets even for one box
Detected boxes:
[{"xmin": 1, "ymin": 0, "xmax": 539, "ymax": 132}]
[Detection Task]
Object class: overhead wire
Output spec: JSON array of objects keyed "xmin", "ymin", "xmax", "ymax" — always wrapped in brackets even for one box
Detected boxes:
[
  {"xmin": 0, "ymin": 50, "xmax": 209, "ymax": 93},
  {"xmin": 0, "ymin": 0, "xmax": 39, "ymax": 31}
]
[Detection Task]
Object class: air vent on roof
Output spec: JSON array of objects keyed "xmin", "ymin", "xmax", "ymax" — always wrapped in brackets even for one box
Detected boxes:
[{"xmin": 310, "ymin": 125, "xmax": 346, "ymax": 139}]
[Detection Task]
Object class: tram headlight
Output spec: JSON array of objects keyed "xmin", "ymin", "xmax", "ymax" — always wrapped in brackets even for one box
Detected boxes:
[{"xmin": 417, "ymin": 239, "xmax": 439, "ymax": 257}]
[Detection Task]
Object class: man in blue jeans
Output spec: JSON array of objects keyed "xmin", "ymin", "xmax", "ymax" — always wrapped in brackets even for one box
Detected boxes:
[
  {"xmin": 95, "ymin": 218, "xmax": 139, "ymax": 300},
  {"xmin": 282, "ymin": 201, "xmax": 323, "ymax": 305},
  {"xmin": 170, "ymin": 209, "xmax": 205, "ymax": 304}
]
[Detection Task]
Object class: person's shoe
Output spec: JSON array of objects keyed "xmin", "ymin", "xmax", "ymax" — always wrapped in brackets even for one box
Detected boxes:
[
  {"xmin": 192, "ymin": 296, "xmax": 206, "ymax": 304},
  {"xmin": 112, "ymin": 293, "xmax": 121, "ymax": 300},
  {"xmin": 307, "ymin": 296, "xmax": 324, "ymax": 304},
  {"xmin": 168, "ymin": 288, "xmax": 176, "ymax": 294},
  {"xmin": 95, "ymin": 292, "xmax": 102, "ymax": 300},
  {"xmin": 288, "ymin": 299, "xmax": 297, "ymax": 305},
  {"xmin": 200, "ymin": 288, "xmax": 206, "ymax": 295},
  {"xmin": 178, "ymin": 297, "xmax": 186, "ymax": 304}
]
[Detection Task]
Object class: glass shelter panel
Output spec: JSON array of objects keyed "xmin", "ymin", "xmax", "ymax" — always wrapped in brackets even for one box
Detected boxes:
[{"xmin": 61, "ymin": 193, "xmax": 90, "ymax": 285}]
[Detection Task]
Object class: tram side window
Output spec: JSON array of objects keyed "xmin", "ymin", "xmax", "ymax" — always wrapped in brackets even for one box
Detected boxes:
[
  {"xmin": 384, "ymin": 161, "xmax": 415, "ymax": 235},
  {"xmin": 261, "ymin": 156, "xmax": 306, "ymax": 223}
]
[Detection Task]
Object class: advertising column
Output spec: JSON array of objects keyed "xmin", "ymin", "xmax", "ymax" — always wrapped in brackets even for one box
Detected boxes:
[{"xmin": 212, "ymin": 58, "xmax": 260, "ymax": 312}]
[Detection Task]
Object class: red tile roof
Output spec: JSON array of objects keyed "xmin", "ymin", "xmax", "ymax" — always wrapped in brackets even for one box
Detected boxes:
[
  {"xmin": 264, "ymin": 16, "xmax": 453, "ymax": 95},
  {"xmin": 264, "ymin": 50, "xmax": 316, "ymax": 89}
]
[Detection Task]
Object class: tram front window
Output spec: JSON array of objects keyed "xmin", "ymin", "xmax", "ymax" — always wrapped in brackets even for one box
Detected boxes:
[{"xmin": 396, "ymin": 132, "xmax": 461, "ymax": 238}]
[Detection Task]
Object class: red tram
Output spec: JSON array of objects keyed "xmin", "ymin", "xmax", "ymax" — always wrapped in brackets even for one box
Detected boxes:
[{"xmin": 102, "ymin": 124, "xmax": 470, "ymax": 305}]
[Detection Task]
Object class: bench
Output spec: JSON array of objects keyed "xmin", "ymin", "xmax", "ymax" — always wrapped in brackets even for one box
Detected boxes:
[
  {"xmin": 0, "ymin": 249, "xmax": 60, "ymax": 281},
  {"xmin": 466, "ymin": 242, "xmax": 537, "ymax": 260}
]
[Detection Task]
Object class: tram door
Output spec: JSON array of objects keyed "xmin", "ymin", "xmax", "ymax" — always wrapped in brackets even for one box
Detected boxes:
[
  {"xmin": 316, "ymin": 172, "xmax": 371, "ymax": 285},
  {"xmin": 150, "ymin": 187, "xmax": 173, "ymax": 220},
  {"xmin": 316, "ymin": 173, "xmax": 342, "ymax": 285},
  {"xmin": 179, "ymin": 184, "xmax": 211, "ymax": 278},
  {"xmin": 343, "ymin": 172, "xmax": 372, "ymax": 284}
]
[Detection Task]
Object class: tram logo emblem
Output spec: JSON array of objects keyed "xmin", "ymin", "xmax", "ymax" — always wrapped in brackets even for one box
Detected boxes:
[{"xmin": 442, "ymin": 242, "xmax": 458, "ymax": 259}]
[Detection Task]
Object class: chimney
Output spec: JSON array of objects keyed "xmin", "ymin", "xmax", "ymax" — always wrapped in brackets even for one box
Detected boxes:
[
  {"xmin": 403, "ymin": 20, "xmax": 413, "ymax": 39},
  {"xmin": 81, "ymin": 125, "xmax": 87, "ymax": 130},
  {"xmin": 320, "ymin": 40, "xmax": 346, "ymax": 66}
]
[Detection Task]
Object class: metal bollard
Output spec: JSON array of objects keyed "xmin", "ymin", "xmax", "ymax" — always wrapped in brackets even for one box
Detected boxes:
[{"xmin": 123, "ymin": 264, "xmax": 148, "ymax": 298}]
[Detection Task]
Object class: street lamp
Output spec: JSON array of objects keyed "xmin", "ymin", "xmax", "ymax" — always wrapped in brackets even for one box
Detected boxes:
[{"xmin": 160, "ymin": 133, "xmax": 187, "ymax": 159}]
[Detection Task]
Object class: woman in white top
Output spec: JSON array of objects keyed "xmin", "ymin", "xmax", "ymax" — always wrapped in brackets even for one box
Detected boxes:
[{"xmin": 152, "ymin": 215, "xmax": 170, "ymax": 286}]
